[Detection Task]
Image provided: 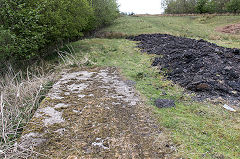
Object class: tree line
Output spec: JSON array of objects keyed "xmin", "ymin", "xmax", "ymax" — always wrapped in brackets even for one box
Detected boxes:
[
  {"xmin": 0, "ymin": 0, "xmax": 119, "ymax": 64},
  {"xmin": 162, "ymin": 0, "xmax": 240, "ymax": 14}
]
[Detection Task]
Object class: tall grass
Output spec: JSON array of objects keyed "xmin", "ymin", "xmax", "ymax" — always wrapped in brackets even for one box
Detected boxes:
[
  {"xmin": 0, "ymin": 46, "xmax": 90, "ymax": 158},
  {"xmin": 0, "ymin": 64, "xmax": 55, "ymax": 158}
]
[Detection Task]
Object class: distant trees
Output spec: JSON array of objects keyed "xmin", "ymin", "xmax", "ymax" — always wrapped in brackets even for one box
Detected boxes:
[
  {"xmin": 0, "ymin": 0, "xmax": 119, "ymax": 63},
  {"xmin": 196, "ymin": 0, "xmax": 208, "ymax": 13},
  {"xmin": 92, "ymin": 0, "xmax": 119, "ymax": 26},
  {"xmin": 226, "ymin": 0, "xmax": 240, "ymax": 13},
  {"xmin": 162, "ymin": 0, "xmax": 240, "ymax": 14}
]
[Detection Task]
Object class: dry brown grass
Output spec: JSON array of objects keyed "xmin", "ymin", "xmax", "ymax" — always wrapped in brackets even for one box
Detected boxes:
[
  {"xmin": 94, "ymin": 31, "xmax": 128, "ymax": 39},
  {"xmin": 0, "ymin": 46, "xmax": 91, "ymax": 158},
  {"xmin": 0, "ymin": 64, "xmax": 55, "ymax": 158},
  {"xmin": 209, "ymin": 34, "xmax": 222, "ymax": 40}
]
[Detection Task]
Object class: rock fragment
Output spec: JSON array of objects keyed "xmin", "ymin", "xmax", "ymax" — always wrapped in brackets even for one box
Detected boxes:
[
  {"xmin": 155, "ymin": 99, "xmax": 176, "ymax": 108},
  {"xmin": 223, "ymin": 104, "xmax": 236, "ymax": 112}
]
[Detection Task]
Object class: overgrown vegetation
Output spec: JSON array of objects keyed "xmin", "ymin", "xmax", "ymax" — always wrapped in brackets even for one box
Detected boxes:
[
  {"xmin": 0, "ymin": 0, "xmax": 119, "ymax": 67},
  {"xmin": 0, "ymin": 64, "xmax": 54, "ymax": 157},
  {"xmin": 162, "ymin": 0, "xmax": 240, "ymax": 14},
  {"xmin": 0, "ymin": 0, "xmax": 118, "ymax": 156},
  {"xmin": 68, "ymin": 15, "xmax": 240, "ymax": 158}
]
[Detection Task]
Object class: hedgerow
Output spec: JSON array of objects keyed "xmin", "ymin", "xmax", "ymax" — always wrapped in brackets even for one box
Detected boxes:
[
  {"xmin": 162, "ymin": 0, "xmax": 240, "ymax": 14},
  {"xmin": 0, "ymin": 0, "xmax": 119, "ymax": 64}
]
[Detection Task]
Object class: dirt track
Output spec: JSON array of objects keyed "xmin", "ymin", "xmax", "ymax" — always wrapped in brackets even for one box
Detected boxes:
[{"xmin": 16, "ymin": 67, "xmax": 174, "ymax": 158}]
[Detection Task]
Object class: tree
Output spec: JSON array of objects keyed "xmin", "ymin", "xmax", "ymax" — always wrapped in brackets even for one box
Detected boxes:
[
  {"xmin": 226, "ymin": 0, "xmax": 240, "ymax": 13},
  {"xmin": 196, "ymin": 0, "xmax": 208, "ymax": 14},
  {"xmin": 92, "ymin": 0, "xmax": 119, "ymax": 27},
  {"xmin": 0, "ymin": 0, "xmax": 119, "ymax": 63},
  {"xmin": 161, "ymin": 0, "xmax": 235, "ymax": 14}
]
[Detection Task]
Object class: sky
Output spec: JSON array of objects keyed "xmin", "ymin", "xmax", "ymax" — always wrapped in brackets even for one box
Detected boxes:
[{"xmin": 117, "ymin": 0, "xmax": 164, "ymax": 14}]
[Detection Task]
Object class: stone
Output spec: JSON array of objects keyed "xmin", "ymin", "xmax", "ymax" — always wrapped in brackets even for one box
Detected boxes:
[
  {"xmin": 196, "ymin": 83, "xmax": 211, "ymax": 91},
  {"xmin": 155, "ymin": 99, "xmax": 175, "ymax": 108},
  {"xmin": 223, "ymin": 104, "xmax": 236, "ymax": 112},
  {"xmin": 232, "ymin": 48, "xmax": 240, "ymax": 54},
  {"xmin": 124, "ymin": 80, "xmax": 136, "ymax": 87}
]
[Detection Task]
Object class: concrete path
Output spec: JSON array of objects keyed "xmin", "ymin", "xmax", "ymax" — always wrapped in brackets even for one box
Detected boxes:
[{"xmin": 18, "ymin": 67, "xmax": 174, "ymax": 158}]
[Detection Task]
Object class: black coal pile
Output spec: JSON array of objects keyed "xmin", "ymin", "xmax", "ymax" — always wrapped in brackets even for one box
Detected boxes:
[{"xmin": 128, "ymin": 34, "xmax": 240, "ymax": 100}]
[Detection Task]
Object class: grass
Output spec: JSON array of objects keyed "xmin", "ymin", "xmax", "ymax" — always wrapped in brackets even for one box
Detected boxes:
[
  {"xmin": 103, "ymin": 15, "xmax": 240, "ymax": 48},
  {"xmin": 2, "ymin": 15, "xmax": 240, "ymax": 158},
  {"xmin": 69, "ymin": 38, "xmax": 240, "ymax": 158},
  {"xmin": 68, "ymin": 15, "xmax": 240, "ymax": 158}
]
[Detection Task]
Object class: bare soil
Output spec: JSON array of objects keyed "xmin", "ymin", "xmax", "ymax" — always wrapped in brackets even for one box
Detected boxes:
[
  {"xmin": 15, "ymin": 67, "xmax": 174, "ymax": 159},
  {"xmin": 216, "ymin": 23, "xmax": 240, "ymax": 34}
]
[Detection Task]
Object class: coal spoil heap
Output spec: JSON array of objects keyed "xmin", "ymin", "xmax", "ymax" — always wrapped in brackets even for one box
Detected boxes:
[{"xmin": 128, "ymin": 34, "xmax": 240, "ymax": 100}]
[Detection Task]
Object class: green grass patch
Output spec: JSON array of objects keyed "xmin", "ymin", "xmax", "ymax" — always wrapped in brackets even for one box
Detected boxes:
[
  {"xmin": 103, "ymin": 15, "xmax": 240, "ymax": 48},
  {"xmin": 70, "ymin": 38, "xmax": 240, "ymax": 158}
]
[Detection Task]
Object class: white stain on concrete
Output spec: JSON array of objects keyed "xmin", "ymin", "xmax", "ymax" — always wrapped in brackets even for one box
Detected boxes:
[
  {"xmin": 55, "ymin": 103, "xmax": 69, "ymax": 109},
  {"xmin": 97, "ymin": 69, "xmax": 139, "ymax": 106},
  {"xmin": 92, "ymin": 138, "xmax": 109, "ymax": 150},
  {"xmin": 35, "ymin": 107, "xmax": 65, "ymax": 126},
  {"xmin": 78, "ymin": 94, "xmax": 86, "ymax": 98},
  {"xmin": 76, "ymin": 71, "xmax": 95, "ymax": 80},
  {"xmin": 67, "ymin": 83, "xmax": 89, "ymax": 93},
  {"xmin": 54, "ymin": 128, "xmax": 66, "ymax": 136},
  {"xmin": 18, "ymin": 132, "xmax": 46, "ymax": 148}
]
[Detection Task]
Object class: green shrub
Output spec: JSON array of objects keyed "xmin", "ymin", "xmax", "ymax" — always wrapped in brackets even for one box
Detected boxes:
[
  {"xmin": 0, "ymin": 0, "xmax": 47, "ymax": 60},
  {"xmin": 0, "ymin": 0, "xmax": 119, "ymax": 64},
  {"xmin": 162, "ymin": 0, "xmax": 240, "ymax": 14},
  {"xmin": 92, "ymin": 0, "xmax": 119, "ymax": 27},
  {"xmin": 40, "ymin": 0, "xmax": 94, "ymax": 41},
  {"xmin": 0, "ymin": 26, "xmax": 15, "ymax": 61},
  {"xmin": 196, "ymin": 0, "xmax": 208, "ymax": 14},
  {"xmin": 226, "ymin": 0, "xmax": 240, "ymax": 13}
]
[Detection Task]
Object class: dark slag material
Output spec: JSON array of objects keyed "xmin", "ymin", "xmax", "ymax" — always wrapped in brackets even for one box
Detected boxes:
[{"xmin": 128, "ymin": 34, "xmax": 240, "ymax": 100}]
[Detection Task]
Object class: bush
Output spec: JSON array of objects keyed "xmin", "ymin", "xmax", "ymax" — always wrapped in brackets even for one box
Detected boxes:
[
  {"xmin": 226, "ymin": 0, "xmax": 240, "ymax": 13},
  {"xmin": 162, "ymin": 0, "xmax": 240, "ymax": 14},
  {"xmin": 0, "ymin": 26, "xmax": 15, "ymax": 61},
  {"xmin": 92, "ymin": 0, "xmax": 119, "ymax": 27},
  {"xmin": 0, "ymin": 0, "xmax": 47, "ymax": 60},
  {"xmin": 0, "ymin": 0, "xmax": 119, "ymax": 64},
  {"xmin": 40, "ymin": 0, "xmax": 95, "ymax": 41},
  {"xmin": 196, "ymin": 0, "xmax": 208, "ymax": 14}
]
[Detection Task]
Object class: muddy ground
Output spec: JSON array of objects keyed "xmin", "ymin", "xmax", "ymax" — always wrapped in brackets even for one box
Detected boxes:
[{"xmin": 128, "ymin": 34, "xmax": 240, "ymax": 101}]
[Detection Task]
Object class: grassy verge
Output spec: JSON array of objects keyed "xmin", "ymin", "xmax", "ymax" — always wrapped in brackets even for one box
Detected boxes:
[
  {"xmin": 103, "ymin": 15, "xmax": 240, "ymax": 48},
  {"xmin": 69, "ymin": 37, "xmax": 240, "ymax": 158}
]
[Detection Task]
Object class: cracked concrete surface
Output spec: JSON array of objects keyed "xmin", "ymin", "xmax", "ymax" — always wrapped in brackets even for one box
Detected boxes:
[{"xmin": 18, "ymin": 67, "xmax": 174, "ymax": 158}]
